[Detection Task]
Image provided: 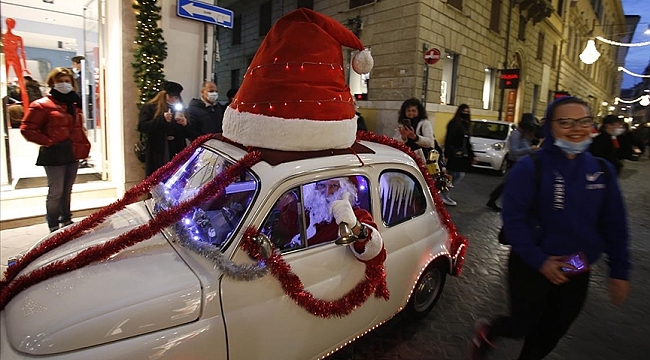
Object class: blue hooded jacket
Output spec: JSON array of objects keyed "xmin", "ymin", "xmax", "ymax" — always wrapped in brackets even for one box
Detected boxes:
[{"xmin": 502, "ymin": 97, "xmax": 630, "ymax": 280}]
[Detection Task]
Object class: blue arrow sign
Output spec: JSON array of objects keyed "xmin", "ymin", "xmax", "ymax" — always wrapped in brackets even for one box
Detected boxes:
[{"xmin": 177, "ymin": 0, "xmax": 234, "ymax": 29}]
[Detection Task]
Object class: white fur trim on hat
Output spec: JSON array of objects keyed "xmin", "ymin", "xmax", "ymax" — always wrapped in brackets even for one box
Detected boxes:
[
  {"xmin": 352, "ymin": 49, "xmax": 374, "ymax": 74},
  {"xmin": 223, "ymin": 107, "xmax": 357, "ymax": 151},
  {"xmin": 349, "ymin": 224, "xmax": 383, "ymax": 261}
]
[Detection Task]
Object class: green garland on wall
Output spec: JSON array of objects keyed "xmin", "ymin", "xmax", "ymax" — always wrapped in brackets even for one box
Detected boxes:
[{"xmin": 132, "ymin": 0, "xmax": 168, "ymax": 106}]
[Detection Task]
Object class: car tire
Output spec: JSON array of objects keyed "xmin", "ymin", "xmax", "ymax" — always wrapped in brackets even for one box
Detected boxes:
[{"xmin": 404, "ymin": 259, "xmax": 447, "ymax": 320}]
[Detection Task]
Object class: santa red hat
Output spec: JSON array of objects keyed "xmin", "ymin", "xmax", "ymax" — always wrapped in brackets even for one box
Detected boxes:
[{"xmin": 222, "ymin": 8, "xmax": 373, "ymax": 151}]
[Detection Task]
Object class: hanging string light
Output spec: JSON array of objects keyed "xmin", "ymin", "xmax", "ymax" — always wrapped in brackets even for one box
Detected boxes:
[
  {"xmin": 614, "ymin": 95, "xmax": 650, "ymax": 107},
  {"xmin": 617, "ymin": 66, "xmax": 650, "ymax": 78},
  {"xmin": 595, "ymin": 36, "xmax": 650, "ymax": 47}
]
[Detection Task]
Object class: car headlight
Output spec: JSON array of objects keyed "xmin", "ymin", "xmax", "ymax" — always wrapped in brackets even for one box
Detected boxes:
[{"xmin": 492, "ymin": 142, "xmax": 505, "ymax": 151}]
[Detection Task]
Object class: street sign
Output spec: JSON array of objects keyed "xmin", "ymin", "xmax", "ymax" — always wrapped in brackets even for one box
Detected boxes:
[
  {"xmin": 424, "ymin": 48, "xmax": 440, "ymax": 65},
  {"xmin": 177, "ymin": 0, "xmax": 234, "ymax": 29}
]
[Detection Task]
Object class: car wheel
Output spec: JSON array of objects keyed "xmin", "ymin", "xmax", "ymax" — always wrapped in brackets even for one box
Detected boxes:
[{"xmin": 404, "ymin": 260, "xmax": 447, "ymax": 320}]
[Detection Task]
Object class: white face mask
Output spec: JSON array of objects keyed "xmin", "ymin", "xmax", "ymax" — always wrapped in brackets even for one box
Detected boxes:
[
  {"xmin": 612, "ymin": 128, "xmax": 624, "ymax": 136},
  {"xmin": 54, "ymin": 82, "xmax": 74, "ymax": 94},
  {"xmin": 206, "ymin": 91, "xmax": 219, "ymax": 103},
  {"xmin": 72, "ymin": 68, "xmax": 80, "ymax": 74}
]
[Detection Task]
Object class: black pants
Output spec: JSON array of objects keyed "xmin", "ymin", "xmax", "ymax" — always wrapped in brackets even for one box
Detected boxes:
[
  {"xmin": 487, "ymin": 251, "xmax": 590, "ymax": 360},
  {"xmin": 488, "ymin": 160, "xmax": 514, "ymax": 202}
]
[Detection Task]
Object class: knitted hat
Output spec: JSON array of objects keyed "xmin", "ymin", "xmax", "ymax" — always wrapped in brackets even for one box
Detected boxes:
[
  {"xmin": 163, "ymin": 81, "xmax": 183, "ymax": 97},
  {"xmin": 222, "ymin": 8, "xmax": 374, "ymax": 151}
]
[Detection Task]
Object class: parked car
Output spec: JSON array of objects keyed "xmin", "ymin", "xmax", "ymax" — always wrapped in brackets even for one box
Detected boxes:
[
  {"xmin": 1, "ymin": 137, "xmax": 466, "ymax": 360},
  {"xmin": 470, "ymin": 119, "xmax": 515, "ymax": 175}
]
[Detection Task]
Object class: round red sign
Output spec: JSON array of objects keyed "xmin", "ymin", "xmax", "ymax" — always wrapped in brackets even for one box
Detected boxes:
[{"xmin": 424, "ymin": 48, "xmax": 441, "ymax": 65}]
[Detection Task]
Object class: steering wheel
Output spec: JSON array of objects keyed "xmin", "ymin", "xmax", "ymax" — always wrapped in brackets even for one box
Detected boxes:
[{"xmin": 221, "ymin": 206, "xmax": 236, "ymax": 229}]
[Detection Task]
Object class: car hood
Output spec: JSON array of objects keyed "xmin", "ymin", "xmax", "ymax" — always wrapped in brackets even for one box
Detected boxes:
[
  {"xmin": 3, "ymin": 203, "xmax": 202, "ymax": 356},
  {"xmin": 470, "ymin": 137, "xmax": 505, "ymax": 151}
]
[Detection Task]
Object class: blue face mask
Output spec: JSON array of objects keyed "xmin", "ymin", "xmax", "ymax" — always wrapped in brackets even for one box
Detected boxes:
[{"xmin": 554, "ymin": 137, "xmax": 592, "ymax": 155}]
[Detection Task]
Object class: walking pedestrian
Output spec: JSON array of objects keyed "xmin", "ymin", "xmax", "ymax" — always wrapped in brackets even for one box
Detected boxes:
[
  {"xmin": 20, "ymin": 67, "xmax": 91, "ymax": 232},
  {"xmin": 443, "ymin": 104, "xmax": 476, "ymax": 206},
  {"xmin": 486, "ymin": 113, "xmax": 539, "ymax": 212},
  {"xmin": 589, "ymin": 114, "xmax": 623, "ymax": 175},
  {"xmin": 470, "ymin": 96, "xmax": 631, "ymax": 360}
]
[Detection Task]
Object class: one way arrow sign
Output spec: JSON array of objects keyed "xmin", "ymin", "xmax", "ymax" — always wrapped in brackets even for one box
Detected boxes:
[{"xmin": 177, "ymin": 0, "xmax": 234, "ymax": 29}]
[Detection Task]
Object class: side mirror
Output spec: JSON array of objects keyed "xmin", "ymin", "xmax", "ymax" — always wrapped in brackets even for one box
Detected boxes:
[{"xmin": 253, "ymin": 233, "xmax": 273, "ymax": 259}]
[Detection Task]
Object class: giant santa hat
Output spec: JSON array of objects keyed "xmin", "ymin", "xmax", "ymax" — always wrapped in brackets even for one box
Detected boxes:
[{"xmin": 222, "ymin": 8, "xmax": 373, "ymax": 151}]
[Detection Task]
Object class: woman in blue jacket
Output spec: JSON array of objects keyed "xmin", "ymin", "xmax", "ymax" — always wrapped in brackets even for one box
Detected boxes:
[{"xmin": 470, "ymin": 96, "xmax": 631, "ymax": 360}]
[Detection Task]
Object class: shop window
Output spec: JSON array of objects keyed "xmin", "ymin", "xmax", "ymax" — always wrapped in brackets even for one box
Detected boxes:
[
  {"xmin": 297, "ymin": 0, "xmax": 314, "ymax": 9},
  {"xmin": 482, "ymin": 68, "xmax": 496, "ymax": 110},
  {"xmin": 232, "ymin": 14, "xmax": 242, "ymax": 45},
  {"xmin": 532, "ymin": 84, "xmax": 540, "ymax": 114},
  {"xmin": 440, "ymin": 51, "xmax": 459, "ymax": 105},
  {"xmin": 261, "ymin": 176, "xmax": 372, "ymax": 252},
  {"xmin": 259, "ymin": 2, "xmax": 272, "ymax": 37},
  {"xmin": 489, "ymin": 0, "xmax": 501, "ymax": 33},
  {"xmin": 350, "ymin": 0, "xmax": 374, "ymax": 9},
  {"xmin": 379, "ymin": 171, "xmax": 427, "ymax": 227},
  {"xmin": 536, "ymin": 31, "xmax": 545, "ymax": 60},
  {"xmin": 448, "ymin": 0, "xmax": 463, "ymax": 11}
]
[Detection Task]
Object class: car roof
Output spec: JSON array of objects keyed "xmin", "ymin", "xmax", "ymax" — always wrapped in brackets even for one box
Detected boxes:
[
  {"xmin": 202, "ymin": 138, "xmax": 420, "ymax": 186},
  {"xmin": 471, "ymin": 119, "xmax": 513, "ymax": 125}
]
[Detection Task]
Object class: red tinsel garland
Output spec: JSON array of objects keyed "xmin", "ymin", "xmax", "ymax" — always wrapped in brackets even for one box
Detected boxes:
[
  {"xmin": 240, "ymin": 228, "xmax": 389, "ymax": 318},
  {"xmin": 356, "ymin": 132, "xmax": 469, "ymax": 275},
  {"xmin": 0, "ymin": 133, "xmax": 218, "ymax": 288},
  {"xmin": 0, "ymin": 149, "xmax": 262, "ymax": 310}
]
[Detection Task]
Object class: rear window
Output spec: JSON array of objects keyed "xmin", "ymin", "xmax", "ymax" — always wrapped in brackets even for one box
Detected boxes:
[
  {"xmin": 471, "ymin": 121, "xmax": 509, "ymax": 140},
  {"xmin": 379, "ymin": 171, "xmax": 427, "ymax": 226}
]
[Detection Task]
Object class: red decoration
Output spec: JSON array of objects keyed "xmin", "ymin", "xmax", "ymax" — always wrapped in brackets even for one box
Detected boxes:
[
  {"xmin": 356, "ymin": 132, "xmax": 468, "ymax": 275},
  {"xmin": 0, "ymin": 139, "xmax": 262, "ymax": 310},
  {"xmin": 240, "ymin": 228, "xmax": 389, "ymax": 318}
]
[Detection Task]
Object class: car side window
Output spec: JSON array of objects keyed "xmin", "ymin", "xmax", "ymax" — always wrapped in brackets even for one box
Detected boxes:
[
  {"xmin": 260, "ymin": 188, "xmax": 304, "ymax": 252},
  {"xmin": 261, "ymin": 175, "xmax": 371, "ymax": 253},
  {"xmin": 379, "ymin": 171, "xmax": 426, "ymax": 226}
]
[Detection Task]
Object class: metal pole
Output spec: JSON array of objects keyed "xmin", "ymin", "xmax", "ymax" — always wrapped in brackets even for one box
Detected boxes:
[
  {"xmin": 499, "ymin": 0, "xmax": 515, "ymax": 120},
  {"xmin": 421, "ymin": 43, "xmax": 429, "ymax": 106},
  {"xmin": 203, "ymin": 23, "xmax": 208, "ymax": 82}
]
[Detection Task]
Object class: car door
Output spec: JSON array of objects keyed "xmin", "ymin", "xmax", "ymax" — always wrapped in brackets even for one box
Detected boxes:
[{"xmin": 220, "ymin": 174, "xmax": 384, "ymax": 360}]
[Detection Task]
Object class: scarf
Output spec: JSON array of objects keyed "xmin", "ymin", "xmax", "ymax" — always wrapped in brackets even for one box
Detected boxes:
[{"xmin": 50, "ymin": 89, "xmax": 81, "ymax": 116}]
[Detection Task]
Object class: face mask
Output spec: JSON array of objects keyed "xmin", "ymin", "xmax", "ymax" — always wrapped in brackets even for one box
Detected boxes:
[
  {"xmin": 554, "ymin": 137, "xmax": 592, "ymax": 155},
  {"xmin": 461, "ymin": 113, "xmax": 470, "ymax": 120},
  {"xmin": 54, "ymin": 82, "xmax": 74, "ymax": 94},
  {"xmin": 612, "ymin": 128, "xmax": 624, "ymax": 136},
  {"xmin": 207, "ymin": 92, "xmax": 219, "ymax": 103},
  {"xmin": 72, "ymin": 68, "xmax": 80, "ymax": 74}
]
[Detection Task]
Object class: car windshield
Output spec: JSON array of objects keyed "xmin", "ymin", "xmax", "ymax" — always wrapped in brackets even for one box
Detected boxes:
[
  {"xmin": 471, "ymin": 121, "xmax": 509, "ymax": 140},
  {"xmin": 152, "ymin": 147, "xmax": 258, "ymax": 250}
]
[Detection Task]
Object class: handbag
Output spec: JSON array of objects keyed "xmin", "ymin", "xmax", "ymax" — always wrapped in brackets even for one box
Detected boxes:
[
  {"xmin": 36, "ymin": 139, "xmax": 75, "ymax": 166},
  {"xmin": 134, "ymin": 134, "xmax": 147, "ymax": 163}
]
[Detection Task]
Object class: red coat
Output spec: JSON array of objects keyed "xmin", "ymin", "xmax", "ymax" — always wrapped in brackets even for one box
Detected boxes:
[{"xmin": 21, "ymin": 95, "xmax": 90, "ymax": 160}]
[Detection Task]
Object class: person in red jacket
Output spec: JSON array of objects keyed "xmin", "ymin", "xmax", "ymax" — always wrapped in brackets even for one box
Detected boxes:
[{"xmin": 21, "ymin": 67, "xmax": 90, "ymax": 232}]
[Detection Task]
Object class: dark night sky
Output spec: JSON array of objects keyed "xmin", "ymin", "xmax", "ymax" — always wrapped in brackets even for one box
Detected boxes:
[{"xmin": 619, "ymin": 0, "xmax": 649, "ymax": 89}]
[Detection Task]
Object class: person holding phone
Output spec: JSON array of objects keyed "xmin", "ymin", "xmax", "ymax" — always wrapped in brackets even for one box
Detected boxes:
[
  {"xmin": 393, "ymin": 98, "xmax": 435, "ymax": 163},
  {"xmin": 470, "ymin": 97, "xmax": 631, "ymax": 360},
  {"xmin": 137, "ymin": 81, "xmax": 190, "ymax": 176}
]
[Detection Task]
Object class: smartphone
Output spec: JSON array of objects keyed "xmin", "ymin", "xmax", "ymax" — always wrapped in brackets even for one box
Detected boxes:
[
  {"xmin": 173, "ymin": 103, "xmax": 184, "ymax": 119},
  {"xmin": 561, "ymin": 252, "xmax": 589, "ymax": 275}
]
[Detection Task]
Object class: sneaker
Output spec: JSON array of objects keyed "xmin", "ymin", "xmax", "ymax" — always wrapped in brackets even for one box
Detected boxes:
[
  {"xmin": 49, "ymin": 225, "xmax": 60, "ymax": 233},
  {"xmin": 61, "ymin": 220, "xmax": 74, "ymax": 227},
  {"xmin": 485, "ymin": 200, "xmax": 501, "ymax": 212},
  {"xmin": 440, "ymin": 192, "xmax": 457, "ymax": 206},
  {"xmin": 469, "ymin": 319, "xmax": 494, "ymax": 360}
]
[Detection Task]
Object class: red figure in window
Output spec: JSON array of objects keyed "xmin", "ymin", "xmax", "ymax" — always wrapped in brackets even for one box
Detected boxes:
[{"xmin": 3, "ymin": 18, "xmax": 31, "ymax": 110}]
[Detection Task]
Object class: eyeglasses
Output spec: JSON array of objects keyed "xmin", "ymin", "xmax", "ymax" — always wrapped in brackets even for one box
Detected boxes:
[{"xmin": 552, "ymin": 116, "xmax": 594, "ymax": 129}]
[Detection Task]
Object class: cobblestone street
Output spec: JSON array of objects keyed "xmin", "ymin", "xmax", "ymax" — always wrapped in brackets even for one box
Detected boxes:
[{"xmin": 330, "ymin": 156, "xmax": 650, "ymax": 360}]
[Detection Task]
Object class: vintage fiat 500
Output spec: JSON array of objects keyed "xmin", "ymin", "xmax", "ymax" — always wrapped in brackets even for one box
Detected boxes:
[{"xmin": 1, "ymin": 136, "xmax": 467, "ymax": 360}]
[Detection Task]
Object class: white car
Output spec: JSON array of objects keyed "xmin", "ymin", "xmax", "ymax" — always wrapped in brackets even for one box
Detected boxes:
[
  {"xmin": 470, "ymin": 119, "xmax": 515, "ymax": 175},
  {"xmin": 1, "ymin": 137, "xmax": 467, "ymax": 360}
]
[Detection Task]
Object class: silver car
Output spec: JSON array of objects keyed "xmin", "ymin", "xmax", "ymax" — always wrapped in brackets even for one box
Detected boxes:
[{"xmin": 470, "ymin": 119, "xmax": 515, "ymax": 175}]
